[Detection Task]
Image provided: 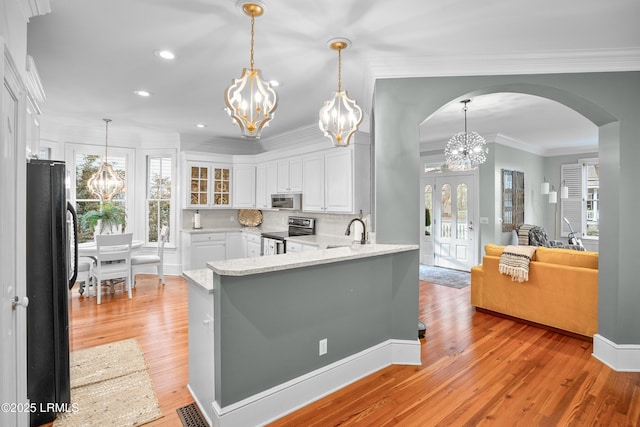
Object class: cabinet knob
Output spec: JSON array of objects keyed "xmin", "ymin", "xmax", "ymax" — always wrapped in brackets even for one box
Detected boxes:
[{"xmin": 203, "ymin": 319, "xmax": 211, "ymax": 325}]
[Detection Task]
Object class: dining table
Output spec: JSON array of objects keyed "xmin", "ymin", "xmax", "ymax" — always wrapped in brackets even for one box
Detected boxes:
[
  {"xmin": 77, "ymin": 239, "xmax": 144, "ymax": 258},
  {"xmin": 76, "ymin": 239, "xmax": 144, "ymax": 296}
]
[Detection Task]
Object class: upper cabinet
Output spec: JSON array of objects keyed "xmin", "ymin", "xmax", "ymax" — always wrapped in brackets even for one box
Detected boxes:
[
  {"xmin": 255, "ymin": 161, "xmax": 277, "ymax": 210},
  {"xmin": 277, "ymin": 157, "xmax": 303, "ymax": 193},
  {"xmin": 302, "ymin": 144, "xmax": 370, "ymax": 214},
  {"xmin": 185, "ymin": 160, "xmax": 232, "ymax": 209},
  {"xmin": 232, "ymin": 164, "xmax": 256, "ymax": 208}
]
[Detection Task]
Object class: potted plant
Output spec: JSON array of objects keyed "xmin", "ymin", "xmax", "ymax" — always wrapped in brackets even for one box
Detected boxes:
[{"xmin": 81, "ymin": 202, "xmax": 127, "ymax": 235}]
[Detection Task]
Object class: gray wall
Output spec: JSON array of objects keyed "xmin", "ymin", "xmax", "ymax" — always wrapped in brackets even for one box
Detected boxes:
[
  {"xmin": 373, "ymin": 72, "xmax": 640, "ymax": 345},
  {"xmin": 213, "ymin": 250, "xmax": 418, "ymax": 406}
]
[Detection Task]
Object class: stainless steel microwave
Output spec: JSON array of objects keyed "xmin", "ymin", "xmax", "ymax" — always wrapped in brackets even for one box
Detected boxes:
[{"xmin": 271, "ymin": 193, "xmax": 301, "ymax": 210}]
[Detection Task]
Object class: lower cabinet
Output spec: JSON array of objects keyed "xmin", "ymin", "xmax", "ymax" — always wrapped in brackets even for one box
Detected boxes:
[
  {"xmin": 245, "ymin": 232, "xmax": 262, "ymax": 257},
  {"xmin": 182, "ymin": 232, "xmax": 226, "ymax": 271},
  {"xmin": 187, "ymin": 279, "xmax": 214, "ymax": 423},
  {"xmin": 226, "ymin": 231, "xmax": 246, "ymax": 260},
  {"xmin": 286, "ymin": 241, "xmax": 318, "ymax": 253}
]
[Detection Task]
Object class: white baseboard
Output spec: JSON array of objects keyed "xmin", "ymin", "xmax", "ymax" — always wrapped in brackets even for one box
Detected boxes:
[
  {"xmin": 209, "ymin": 339, "xmax": 421, "ymax": 427},
  {"xmin": 187, "ymin": 384, "xmax": 213, "ymax": 427},
  {"xmin": 593, "ymin": 334, "xmax": 640, "ymax": 372}
]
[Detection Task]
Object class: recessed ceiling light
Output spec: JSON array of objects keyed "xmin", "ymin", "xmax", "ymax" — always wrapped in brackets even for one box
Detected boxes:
[
  {"xmin": 196, "ymin": 124, "xmax": 207, "ymax": 128},
  {"xmin": 269, "ymin": 80, "xmax": 280, "ymax": 87},
  {"xmin": 154, "ymin": 49, "xmax": 175, "ymax": 60},
  {"xmin": 134, "ymin": 90, "xmax": 151, "ymax": 97}
]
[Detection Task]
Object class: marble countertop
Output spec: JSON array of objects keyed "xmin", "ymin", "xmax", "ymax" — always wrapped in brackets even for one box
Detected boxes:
[
  {"xmin": 183, "ymin": 268, "xmax": 214, "ymax": 293},
  {"xmin": 285, "ymin": 234, "xmax": 354, "ymax": 249},
  {"xmin": 207, "ymin": 243, "xmax": 418, "ymax": 277}
]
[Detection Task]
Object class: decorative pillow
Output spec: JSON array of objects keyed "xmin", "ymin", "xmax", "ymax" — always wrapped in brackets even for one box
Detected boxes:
[
  {"xmin": 535, "ymin": 246, "xmax": 598, "ymax": 269},
  {"xmin": 517, "ymin": 224, "xmax": 534, "ymax": 245}
]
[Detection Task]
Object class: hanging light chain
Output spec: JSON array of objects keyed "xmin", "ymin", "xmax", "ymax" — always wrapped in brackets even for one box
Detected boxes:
[
  {"xmin": 104, "ymin": 118, "xmax": 112, "ymax": 163},
  {"xmin": 249, "ymin": 13, "xmax": 255, "ymax": 71},
  {"xmin": 337, "ymin": 46, "xmax": 342, "ymax": 92}
]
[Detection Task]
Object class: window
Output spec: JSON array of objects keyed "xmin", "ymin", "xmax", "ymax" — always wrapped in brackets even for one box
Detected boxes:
[
  {"xmin": 147, "ymin": 156, "xmax": 172, "ymax": 244},
  {"xmin": 561, "ymin": 159, "xmax": 599, "ymax": 239},
  {"xmin": 75, "ymin": 152, "xmax": 127, "ymax": 243},
  {"xmin": 424, "ymin": 184, "xmax": 432, "ymax": 236}
]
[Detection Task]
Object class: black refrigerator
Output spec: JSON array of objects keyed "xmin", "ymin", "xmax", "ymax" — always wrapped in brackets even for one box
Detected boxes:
[{"xmin": 26, "ymin": 159, "xmax": 78, "ymax": 427}]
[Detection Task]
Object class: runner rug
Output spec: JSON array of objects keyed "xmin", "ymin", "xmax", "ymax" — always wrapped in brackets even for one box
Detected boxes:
[
  {"xmin": 419, "ymin": 265, "xmax": 471, "ymax": 289},
  {"xmin": 53, "ymin": 338, "xmax": 162, "ymax": 427}
]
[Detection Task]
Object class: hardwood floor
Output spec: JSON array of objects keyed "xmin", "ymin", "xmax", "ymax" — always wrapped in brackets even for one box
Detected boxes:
[
  {"xmin": 44, "ymin": 274, "xmax": 193, "ymax": 427},
  {"xmin": 270, "ymin": 282, "xmax": 640, "ymax": 426},
  {"xmin": 53, "ymin": 276, "xmax": 640, "ymax": 427}
]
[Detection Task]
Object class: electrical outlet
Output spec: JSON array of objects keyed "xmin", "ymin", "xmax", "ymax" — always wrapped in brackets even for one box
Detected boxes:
[
  {"xmin": 230, "ymin": 215, "xmax": 234, "ymax": 222},
  {"xmin": 319, "ymin": 338, "xmax": 327, "ymax": 356}
]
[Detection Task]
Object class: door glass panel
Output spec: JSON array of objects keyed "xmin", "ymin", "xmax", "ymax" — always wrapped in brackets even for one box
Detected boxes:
[
  {"xmin": 424, "ymin": 185, "xmax": 432, "ymax": 236},
  {"xmin": 457, "ymin": 183, "xmax": 468, "ymax": 240},
  {"xmin": 441, "ymin": 184, "xmax": 451, "ymax": 238}
]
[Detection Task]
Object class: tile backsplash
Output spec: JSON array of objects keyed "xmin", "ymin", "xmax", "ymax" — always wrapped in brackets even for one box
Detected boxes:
[{"xmin": 182, "ymin": 208, "xmax": 371, "ymax": 239}]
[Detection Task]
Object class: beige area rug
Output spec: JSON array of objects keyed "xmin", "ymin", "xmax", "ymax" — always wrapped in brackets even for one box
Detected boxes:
[{"xmin": 53, "ymin": 338, "xmax": 162, "ymax": 427}]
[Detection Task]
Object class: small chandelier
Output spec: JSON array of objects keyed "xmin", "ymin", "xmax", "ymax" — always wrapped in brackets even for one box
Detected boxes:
[
  {"xmin": 444, "ymin": 99, "xmax": 487, "ymax": 171},
  {"xmin": 87, "ymin": 119, "xmax": 124, "ymax": 201},
  {"xmin": 224, "ymin": 1, "xmax": 277, "ymax": 139},
  {"xmin": 319, "ymin": 38, "xmax": 363, "ymax": 147}
]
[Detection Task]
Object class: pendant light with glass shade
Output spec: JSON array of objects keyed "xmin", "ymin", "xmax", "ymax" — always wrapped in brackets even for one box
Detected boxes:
[
  {"xmin": 444, "ymin": 99, "xmax": 487, "ymax": 171},
  {"xmin": 319, "ymin": 38, "xmax": 363, "ymax": 147},
  {"xmin": 224, "ymin": 1, "xmax": 277, "ymax": 139},
  {"xmin": 87, "ymin": 118, "xmax": 125, "ymax": 201}
]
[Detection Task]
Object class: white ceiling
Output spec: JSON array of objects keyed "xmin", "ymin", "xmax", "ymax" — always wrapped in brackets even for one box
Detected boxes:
[{"xmin": 26, "ymin": 0, "xmax": 640, "ymax": 154}]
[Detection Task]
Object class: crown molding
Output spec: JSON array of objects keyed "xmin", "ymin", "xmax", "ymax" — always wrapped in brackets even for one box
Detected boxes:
[{"xmin": 362, "ymin": 48, "xmax": 640, "ymax": 113}]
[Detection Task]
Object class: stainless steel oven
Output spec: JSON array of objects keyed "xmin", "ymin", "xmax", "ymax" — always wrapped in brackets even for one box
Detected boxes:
[{"xmin": 261, "ymin": 216, "xmax": 315, "ymax": 255}]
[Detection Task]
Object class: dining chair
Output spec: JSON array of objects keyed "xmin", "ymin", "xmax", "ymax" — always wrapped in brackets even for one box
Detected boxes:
[
  {"xmin": 77, "ymin": 256, "xmax": 95, "ymax": 296},
  {"xmin": 131, "ymin": 225, "xmax": 168, "ymax": 286},
  {"xmin": 92, "ymin": 233, "xmax": 133, "ymax": 304}
]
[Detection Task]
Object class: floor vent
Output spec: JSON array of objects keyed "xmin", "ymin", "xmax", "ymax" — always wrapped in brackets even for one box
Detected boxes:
[{"xmin": 176, "ymin": 402, "xmax": 208, "ymax": 427}]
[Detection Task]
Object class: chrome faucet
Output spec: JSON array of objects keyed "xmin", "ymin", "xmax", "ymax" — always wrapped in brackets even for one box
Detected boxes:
[{"xmin": 345, "ymin": 217, "xmax": 367, "ymax": 244}]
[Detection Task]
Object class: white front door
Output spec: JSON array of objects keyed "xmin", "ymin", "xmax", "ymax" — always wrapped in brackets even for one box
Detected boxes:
[
  {"xmin": 1, "ymin": 55, "xmax": 28, "ymax": 426},
  {"xmin": 433, "ymin": 174, "xmax": 476, "ymax": 271},
  {"xmin": 420, "ymin": 177, "xmax": 435, "ymax": 265}
]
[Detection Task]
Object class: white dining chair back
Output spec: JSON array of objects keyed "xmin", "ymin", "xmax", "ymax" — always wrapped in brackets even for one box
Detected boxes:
[
  {"xmin": 131, "ymin": 225, "xmax": 168, "ymax": 285},
  {"xmin": 92, "ymin": 233, "xmax": 133, "ymax": 304}
]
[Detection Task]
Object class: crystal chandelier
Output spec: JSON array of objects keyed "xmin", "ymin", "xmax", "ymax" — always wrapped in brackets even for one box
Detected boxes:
[
  {"xmin": 87, "ymin": 119, "xmax": 124, "ymax": 201},
  {"xmin": 319, "ymin": 38, "xmax": 363, "ymax": 147},
  {"xmin": 224, "ymin": 1, "xmax": 277, "ymax": 139},
  {"xmin": 444, "ymin": 99, "xmax": 487, "ymax": 171}
]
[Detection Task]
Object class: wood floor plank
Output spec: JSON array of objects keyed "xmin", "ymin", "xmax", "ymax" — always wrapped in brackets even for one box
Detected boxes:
[
  {"xmin": 39, "ymin": 276, "xmax": 640, "ymax": 427},
  {"xmin": 269, "ymin": 281, "xmax": 640, "ymax": 427}
]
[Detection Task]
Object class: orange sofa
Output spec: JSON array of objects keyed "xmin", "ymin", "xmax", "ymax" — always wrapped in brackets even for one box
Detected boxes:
[{"xmin": 470, "ymin": 244, "xmax": 598, "ymax": 338}]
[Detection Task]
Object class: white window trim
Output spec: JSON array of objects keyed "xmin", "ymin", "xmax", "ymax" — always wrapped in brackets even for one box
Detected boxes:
[{"xmin": 139, "ymin": 148, "xmax": 177, "ymax": 249}]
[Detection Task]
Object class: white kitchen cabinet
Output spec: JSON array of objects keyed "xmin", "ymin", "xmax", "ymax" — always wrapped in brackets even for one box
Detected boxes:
[
  {"xmin": 185, "ymin": 161, "xmax": 232, "ymax": 209},
  {"xmin": 301, "ymin": 154, "xmax": 325, "ymax": 212},
  {"xmin": 287, "ymin": 241, "xmax": 318, "ymax": 253},
  {"xmin": 182, "ymin": 232, "xmax": 226, "ymax": 271},
  {"xmin": 244, "ymin": 232, "xmax": 262, "ymax": 258},
  {"xmin": 187, "ymin": 279, "xmax": 214, "ymax": 423},
  {"xmin": 255, "ymin": 161, "xmax": 277, "ymax": 209},
  {"xmin": 302, "ymin": 146, "xmax": 368, "ymax": 214},
  {"xmin": 226, "ymin": 231, "xmax": 246, "ymax": 260},
  {"xmin": 232, "ymin": 164, "xmax": 256, "ymax": 208},
  {"xmin": 277, "ymin": 157, "xmax": 303, "ymax": 193},
  {"xmin": 324, "ymin": 149, "xmax": 353, "ymax": 212}
]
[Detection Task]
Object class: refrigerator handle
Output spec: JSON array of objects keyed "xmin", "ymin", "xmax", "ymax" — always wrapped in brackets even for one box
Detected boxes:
[{"xmin": 67, "ymin": 202, "xmax": 78, "ymax": 289}]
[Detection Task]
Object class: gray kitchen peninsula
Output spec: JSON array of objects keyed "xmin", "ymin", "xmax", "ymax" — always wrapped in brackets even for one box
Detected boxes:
[{"xmin": 184, "ymin": 243, "xmax": 420, "ymax": 427}]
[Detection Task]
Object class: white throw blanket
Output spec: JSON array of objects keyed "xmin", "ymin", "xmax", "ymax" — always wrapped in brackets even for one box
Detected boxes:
[{"xmin": 498, "ymin": 245, "xmax": 537, "ymax": 282}]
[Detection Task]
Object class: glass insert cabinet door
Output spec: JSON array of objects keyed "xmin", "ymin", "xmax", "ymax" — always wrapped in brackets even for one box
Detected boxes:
[{"xmin": 187, "ymin": 163, "xmax": 231, "ymax": 208}]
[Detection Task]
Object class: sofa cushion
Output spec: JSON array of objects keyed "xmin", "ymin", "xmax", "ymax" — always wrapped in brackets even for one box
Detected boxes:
[
  {"xmin": 535, "ymin": 246, "xmax": 598, "ymax": 269},
  {"xmin": 485, "ymin": 244, "xmax": 538, "ymax": 261},
  {"xmin": 485, "ymin": 244, "xmax": 504, "ymax": 257}
]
